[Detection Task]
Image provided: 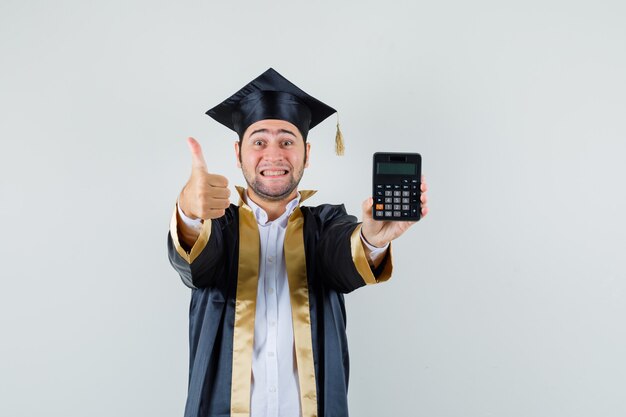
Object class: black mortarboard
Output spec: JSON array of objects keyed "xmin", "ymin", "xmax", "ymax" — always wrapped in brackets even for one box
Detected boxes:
[{"xmin": 206, "ymin": 68, "xmax": 344, "ymax": 154}]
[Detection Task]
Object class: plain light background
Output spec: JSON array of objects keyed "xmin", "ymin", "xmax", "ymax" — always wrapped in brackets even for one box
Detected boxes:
[{"xmin": 1, "ymin": 0, "xmax": 625, "ymax": 416}]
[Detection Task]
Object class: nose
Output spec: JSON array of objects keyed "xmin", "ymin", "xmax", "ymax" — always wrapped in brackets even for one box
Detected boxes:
[{"xmin": 262, "ymin": 142, "xmax": 285, "ymax": 163}]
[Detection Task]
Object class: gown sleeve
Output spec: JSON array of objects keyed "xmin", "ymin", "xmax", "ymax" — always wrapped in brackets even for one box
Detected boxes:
[
  {"xmin": 167, "ymin": 202, "xmax": 229, "ymax": 289},
  {"xmin": 315, "ymin": 204, "xmax": 393, "ymax": 293}
]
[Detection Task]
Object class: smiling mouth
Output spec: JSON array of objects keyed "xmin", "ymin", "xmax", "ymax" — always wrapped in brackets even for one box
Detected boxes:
[{"xmin": 261, "ymin": 169, "xmax": 289, "ymax": 177}]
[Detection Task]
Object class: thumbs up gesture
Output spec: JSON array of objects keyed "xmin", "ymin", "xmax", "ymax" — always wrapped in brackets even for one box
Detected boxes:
[{"xmin": 178, "ymin": 137, "xmax": 231, "ymax": 220}]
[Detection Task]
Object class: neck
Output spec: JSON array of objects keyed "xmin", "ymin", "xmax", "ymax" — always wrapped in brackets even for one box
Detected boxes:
[{"xmin": 246, "ymin": 188, "xmax": 298, "ymax": 221}]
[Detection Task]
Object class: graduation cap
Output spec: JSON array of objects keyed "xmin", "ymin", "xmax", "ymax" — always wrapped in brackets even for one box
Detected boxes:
[{"xmin": 206, "ymin": 68, "xmax": 344, "ymax": 155}]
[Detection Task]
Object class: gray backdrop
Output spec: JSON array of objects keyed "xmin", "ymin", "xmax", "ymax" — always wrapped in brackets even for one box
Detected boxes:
[{"xmin": 1, "ymin": 0, "xmax": 625, "ymax": 416}]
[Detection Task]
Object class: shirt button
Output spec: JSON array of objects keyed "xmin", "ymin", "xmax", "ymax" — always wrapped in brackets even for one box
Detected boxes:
[
  {"xmin": 268, "ymin": 288, "xmax": 274, "ymax": 294},
  {"xmin": 269, "ymin": 386, "xmax": 276, "ymax": 393},
  {"xmin": 268, "ymin": 256, "xmax": 274, "ymax": 263}
]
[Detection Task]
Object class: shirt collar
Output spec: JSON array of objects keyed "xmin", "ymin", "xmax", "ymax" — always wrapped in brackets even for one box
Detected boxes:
[{"xmin": 243, "ymin": 191, "xmax": 301, "ymax": 227}]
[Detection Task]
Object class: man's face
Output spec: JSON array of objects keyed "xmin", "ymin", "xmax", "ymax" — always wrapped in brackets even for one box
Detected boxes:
[{"xmin": 235, "ymin": 119, "xmax": 310, "ymax": 202}]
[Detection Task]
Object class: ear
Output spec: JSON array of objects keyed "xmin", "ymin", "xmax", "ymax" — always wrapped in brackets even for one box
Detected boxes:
[
  {"xmin": 234, "ymin": 141, "xmax": 241, "ymax": 168},
  {"xmin": 304, "ymin": 142, "xmax": 311, "ymax": 168}
]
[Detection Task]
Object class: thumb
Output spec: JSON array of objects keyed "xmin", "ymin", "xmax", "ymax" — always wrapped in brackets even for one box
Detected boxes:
[
  {"xmin": 187, "ymin": 137, "xmax": 208, "ymax": 171},
  {"xmin": 361, "ymin": 197, "xmax": 374, "ymax": 221}
]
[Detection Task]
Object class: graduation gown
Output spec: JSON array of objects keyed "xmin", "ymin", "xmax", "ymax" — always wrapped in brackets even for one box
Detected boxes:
[{"xmin": 167, "ymin": 190, "xmax": 393, "ymax": 417}]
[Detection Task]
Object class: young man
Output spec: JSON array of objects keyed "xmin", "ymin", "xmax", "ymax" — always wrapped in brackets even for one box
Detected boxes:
[{"xmin": 168, "ymin": 68, "xmax": 429, "ymax": 417}]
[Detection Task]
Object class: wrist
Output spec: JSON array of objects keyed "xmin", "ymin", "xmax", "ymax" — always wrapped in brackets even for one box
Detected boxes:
[
  {"xmin": 178, "ymin": 190, "xmax": 199, "ymax": 220},
  {"xmin": 360, "ymin": 228, "xmax": 387, "ymax": 249}
]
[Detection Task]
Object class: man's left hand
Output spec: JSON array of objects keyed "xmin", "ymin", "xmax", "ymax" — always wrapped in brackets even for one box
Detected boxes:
[{"xmin": 361, "ymin": 176, "xmax": 429, "ymax": 248}]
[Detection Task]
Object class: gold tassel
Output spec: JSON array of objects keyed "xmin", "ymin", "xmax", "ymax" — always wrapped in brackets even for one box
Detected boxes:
[{"xmin": 335, "ymin": 114, "xmax": 345, "ymax": 156}]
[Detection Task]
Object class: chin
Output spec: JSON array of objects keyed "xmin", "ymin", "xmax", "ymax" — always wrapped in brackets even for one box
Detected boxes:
[{"xmin": 254, "ymin": 182, "xmax": 298, "ymax": 201}]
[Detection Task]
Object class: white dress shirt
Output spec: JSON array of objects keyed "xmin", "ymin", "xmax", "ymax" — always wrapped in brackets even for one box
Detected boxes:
[{"xmin": 177, "ymin": 192, "xmax": 388, "ymax": 417}]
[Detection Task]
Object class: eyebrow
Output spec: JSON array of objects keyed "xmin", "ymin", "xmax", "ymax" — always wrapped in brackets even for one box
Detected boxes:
[{"xmin": 249, "ymin": 128, "xmax": 297, "ymax": 138}]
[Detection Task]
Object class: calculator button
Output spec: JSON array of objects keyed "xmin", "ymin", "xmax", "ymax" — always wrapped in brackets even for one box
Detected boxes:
[
  {"xmin": 411, "ymin": 185, "xmax": 418, "ymax": 190},
  {"xmin": 393, "ymin": 211, "xmax": 401, "ymax": 217},
  {"xmin": 402, "ymin": 191, "xmax": 410, "ymax": 197},
  {"xmin": 385, "ymin": 211, "xmax": 392, "ymax": 217},
  {"xmin": 402, "ymin": 185, "xmax": 410, "ymax": 190},
  {"xmin": 376, "ymin": 190, "xmax": 384, "ymax": 196},
  {"xmin": 393, "ymin": 191, "xmax": 401, "ymax": 197},
  {"xmin": 384, "ymin": 197, "xmax": 393, "ymax": 203},
  {"xmin": 411, "ymin": 179, "xmax": 419, "ymax": 184},
  {"xmin": 401, "ymin": 178, "xmax": 409, "ymax": 184},
  {"xmin": 402, "ymin": 204, "xmax": 409, "ymax": 211},
  {"xmin": 375, "ymin": 197, "xmax": 384, "ymax": 203},
  {"xmin": 393, "ymin": 197, "xmax": 401, "ymax": 203},
  {"xmin": 402, "ymin": 211, "xmax": 410, "ymax": 217},
  {"xmin": 385, "ymin": 184, "xmax": 392, "ymax": 189},
  {"xmin": 376, "ymin": 184, "xmax": 383, "ymax": 189},
  {"xmin": 385, "ymin": 191, "xmax": 393, "ymax": 196},
  {"xmin": 402, "ymin": 198, "xmax": 409, "ymax": 204},
  {"xmin": 375, "ymin": 211, "xmax": 384, "ymax": 217},
  {"xmin": 393, "ymin": 204, "xmax": 401, "ymax": 210},
  {"xmin": 393, "ymin": 184, "xmax": 401, "ymax": 189},
  {"xmin": 375, "ymin": 204, "xmax": 384, "ymax": 210}
]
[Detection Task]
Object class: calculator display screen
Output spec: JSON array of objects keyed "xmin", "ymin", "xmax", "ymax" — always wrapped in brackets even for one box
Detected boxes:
[{"xmin": 376, "ymin": 162, "xmax": 416, "ymax": 175}]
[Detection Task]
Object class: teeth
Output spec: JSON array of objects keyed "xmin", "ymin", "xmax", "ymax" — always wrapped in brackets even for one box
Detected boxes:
[{"xmin": 263, "ymin": 170, "xmax": 286, "ymax": 176}]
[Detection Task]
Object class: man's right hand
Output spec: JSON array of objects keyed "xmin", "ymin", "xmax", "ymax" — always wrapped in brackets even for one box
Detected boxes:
[{"xmin": 178, "ymin": 137, "xmax": 231, "ymax": 220}]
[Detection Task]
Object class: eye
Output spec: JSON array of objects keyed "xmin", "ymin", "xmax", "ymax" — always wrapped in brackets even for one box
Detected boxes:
[
  {"xmin": 253, "ymin": 140, "xmax": 264, "ymax": 146},
  {"xmin": 282, "ymin": 140, "xmax": 294, "ymax": 146}
]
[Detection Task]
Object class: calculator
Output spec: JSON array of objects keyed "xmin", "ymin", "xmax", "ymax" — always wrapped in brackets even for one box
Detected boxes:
[{"xmin": 372, "ymin": 152, "xmax": 422, "ymax": 221}]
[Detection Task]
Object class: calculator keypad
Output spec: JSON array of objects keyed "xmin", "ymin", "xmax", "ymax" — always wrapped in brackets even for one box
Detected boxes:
[{"xmin": 374, "ymin": 179, "xmax": 420, "ymax": 220}]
